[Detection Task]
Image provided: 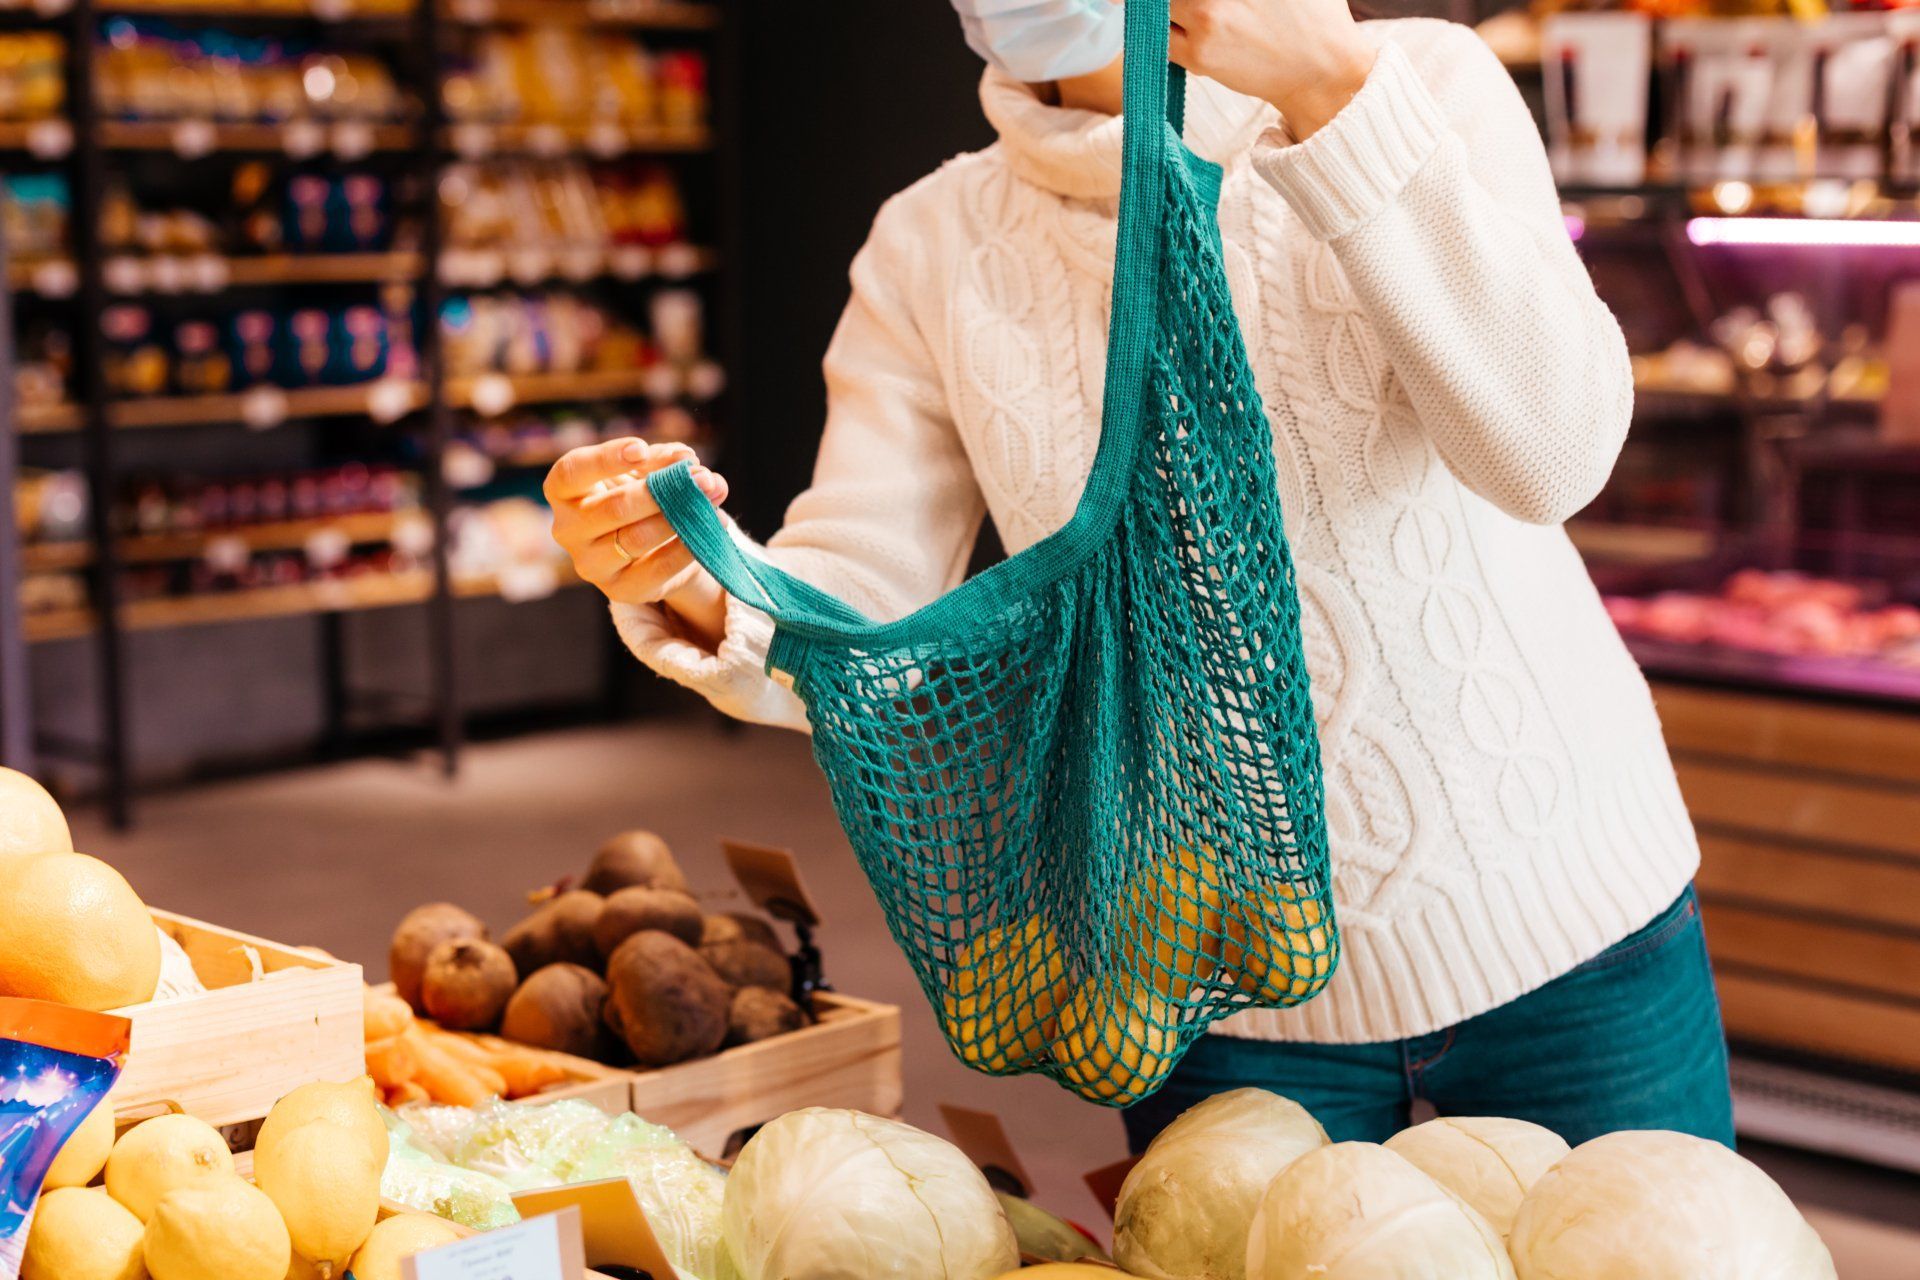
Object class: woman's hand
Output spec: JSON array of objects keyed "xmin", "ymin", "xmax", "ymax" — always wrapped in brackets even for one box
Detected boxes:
[
  {"xmin": 545, "ymin": 438, "xmax": 731, "ymax": 650},
  {"xmin": 1167, "ymin": 0, "xmax": 1376, "ymax": 140}
]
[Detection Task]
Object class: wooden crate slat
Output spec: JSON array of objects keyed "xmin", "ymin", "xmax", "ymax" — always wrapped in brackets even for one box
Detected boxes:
[
  {"xmin": 1697, "ymin": 833, "xmax": 1920, "ymax": 931},
  {"xmin": 113, "ymin": 911, "xmax": 364, "ymax": 1128},
  {"xmin": 1656, "ymin": 683, "xmax": 1920, "ymax": 787},
  {"xmin": 1673, "ymin": 759, "xmax": 1920, "ymax": 861},
  {"xmin": 1701, "ymin": 901, "xmax": 1920, "ymax": 1002},
  {"xmin": 1716, "ymin": 968, "xmax": 1920, "ymax": 1075}
]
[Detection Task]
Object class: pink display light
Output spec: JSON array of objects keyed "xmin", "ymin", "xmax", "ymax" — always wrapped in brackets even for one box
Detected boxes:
[
  {"xmin": 1686, "ymin": 217, "xmax": 1920, "ymax": 247},
  {"xmin": 1564, "ymin": 214, "xmax": 1587, "ymax": 242}
]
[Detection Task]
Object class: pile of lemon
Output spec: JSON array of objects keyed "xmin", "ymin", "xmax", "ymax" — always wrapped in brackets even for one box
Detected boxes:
[{"xmin": 23, "ymin": 1079, "xmax": 460, "ymax": 1280}]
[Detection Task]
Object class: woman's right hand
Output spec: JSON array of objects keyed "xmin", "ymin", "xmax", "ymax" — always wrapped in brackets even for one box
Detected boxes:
[{"xmin": 545, "ymin": 438, "xmax": 731, "ymax": 649}]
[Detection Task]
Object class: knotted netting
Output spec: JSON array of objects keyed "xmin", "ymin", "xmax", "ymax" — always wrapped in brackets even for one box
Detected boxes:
[{"xmin": 649, "ymin": 0, "xmax": 1334, "ymax": 1106}]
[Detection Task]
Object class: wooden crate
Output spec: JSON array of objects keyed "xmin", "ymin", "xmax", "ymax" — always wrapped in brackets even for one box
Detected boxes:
[
  {"xmin": 625, "ymin": 992, "xmax": 903, "ymax": 1155},
  {"xmin": 1654, "ymin": 683, "xmax": 1920, "ymax": 1075},
  {"xmin": 110, "ymin": 909, "xmax": 364, "ymax": 1128}
]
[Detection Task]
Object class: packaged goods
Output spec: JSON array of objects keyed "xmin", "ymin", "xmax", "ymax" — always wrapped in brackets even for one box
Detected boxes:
[{"xmin": 0, "ymin": 1000, "xmax": 131, "ymax": 1280}]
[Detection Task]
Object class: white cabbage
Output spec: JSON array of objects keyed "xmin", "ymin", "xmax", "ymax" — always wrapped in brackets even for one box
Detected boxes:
[
  {"xmin": 1383, "ymin": 1117, "xmax": 1569, "ymax": 1239},
  {"xmin": 1114, "ymin": 1088, "xmax": 1328, "ymax": 1279},
  {"xmin": 1246, "ymin": 1142, "xmax": 1516, "ymax": 1280},
  {"xmin": 1508, "ymin": 1130, "xmax": 1836, "ymax": 1279},
  {"xmin": 721, "ymin": 1108, "xmax": 1017, "ymax": 1280}
]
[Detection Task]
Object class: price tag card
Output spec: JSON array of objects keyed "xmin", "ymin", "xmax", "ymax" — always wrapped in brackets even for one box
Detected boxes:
[
  {"xmin": 939, "ymin": 1105, "xmax": 1032, "ymax": 1198},
  {"xmin": 722, "ymin": 840, "xmax": 822, "ymax": 927},
  {"xmin": 404, "ymin": 1208, "xmax": 584, "ymax": 1280},
  {"xmin": 1083, "ymin": 1156, "xmax": 1139, "ymax": 1222},
  {"xmin": 512, "ymin": 1179, "xmax": 681, "ymax": 1280}
]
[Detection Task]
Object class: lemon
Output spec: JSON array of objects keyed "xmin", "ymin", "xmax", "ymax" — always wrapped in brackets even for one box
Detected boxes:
[
  {"xmin": 256, "ymin": 1077, "xmax": 388, "ymax": 1171},
  {"xmin": 0, "ymin": 767, "xmax": 71, "ymax": 859},
  {"xmin": 254, "ymin": 1121, "xmax": 381, "ymax": 1276},
  {"xmin": 43, "ymin": 1095, "xmax": 115, "ymax": 1190},
  {"xmin": 0, "ymin": 851, "xmax": 160, "ymax": 1010},
  {"xmin": 21, "ymin": 1186, "xmax": 147, "ymax": 1280},
  {"xmin": 347, "ymin": 1213, "xmax": 463, "ymax": 1280},
  {"xmin": 1224, "ymin": 883, "xmax": 1335, "ymax": 1004},
  {"xmin": 941, "ymin": 916, "xmax": 1069, "ymax": 1071},
  {"xmin": 1051, "ymin": 978, "xmax": 1178, "ymax": 1103},
  {"xmin": 143, "ymin": 1175, "xmax": 290, "ymax": 1280},
  {"xmin": 284, "ymin": 1254, "xmax": 326, "ymax": 1280},
  {"xmin": 104, "ymin": 1113, "xmax": 234, "ymax": 1222},
  {"xmin": 1121, "ymin": 846, "xmax": 1226, "ymax": 998}
]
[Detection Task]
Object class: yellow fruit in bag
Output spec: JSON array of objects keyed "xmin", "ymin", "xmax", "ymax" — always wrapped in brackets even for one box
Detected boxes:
[
  {"xmin": 941, "ymin": 916, "xmax": 1069, "ymax": 1071},
  {"xmin": 1122, "ymin": 846, "xmax": 1225, "ymax": 998},
  {"xmin": 0, "ymin": 767, "xmax": 71, "ymax": 859},
  {"xmin": 255, "ymin": 1077, "xmax": 387, "ymax": 1170},
  {"xmin": 21, "ymin": 1187, "xmax": 147, "ymax": 1280},
  {"xmin": 253, "ymin": 1121, "xmax": 381, "ymax": 1277},
  {"xmin": 1052, "ymin": 978, "xmax": 1178, "ymax": 1102},
  {"xmin": 0, "ymin": 852, "xmax": 160, "ymax": 1011},
  {"xmin": 42, "ymin": 1094, "xmax": 114, "ymax": 1190},
  {"xmin": 1224, "ymin": 883, "xmax": 1335, "ymax": 1003},
  {"xmin": 142, "ymin": 1175, "xmax": 290, "ymax": 1280},
  {"xmin": 105, "ymin": 1112, "xmax": 235, "ymax": 1222},
  {"xmin": 347, "ymin": 1213, "xmax": 463, "ymax": 1280}
]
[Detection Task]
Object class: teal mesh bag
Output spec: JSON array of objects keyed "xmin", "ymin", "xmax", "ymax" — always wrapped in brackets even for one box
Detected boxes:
[{"xmin": 648, "ymin": 0, "xmax": 1335, "ymax": 1105}]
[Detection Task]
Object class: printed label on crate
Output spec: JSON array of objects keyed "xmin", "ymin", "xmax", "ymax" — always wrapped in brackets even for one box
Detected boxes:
[
  {"xmin": 402, "ymin": 1207, "xmax": 583, "ymax": 1280},
  {"xmin": 722, "ymin": 841, "xmax": 822, "ymax": 927},
  {"xmin": 511, "ymin": 1181, "xmax": 682, "ymax": 1280}
]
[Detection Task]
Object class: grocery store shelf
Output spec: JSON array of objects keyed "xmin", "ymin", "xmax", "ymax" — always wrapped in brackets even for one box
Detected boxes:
[
  {"xmin": 446, "ymin": 367, "xmax": 670, "ymax": 411},
  {"xmin": 20, "ymin": 510, "xmax": 410, "ymax": 573},
  {"xmin": 1627, "ymin": 636, "xmax": 1920, "ymax": 709},
  {"xmin": 23, "ymin": 565, "xmax": 581, "ymax": 643},
  {"xmin": 9, "ymin": 252, "xmax": 423, "ymax": 297},
  {"xmin": 99, "ymin": 0, "xmax": 411, "ymax": 15},
  {"xmin": 98, "ymin": 119, "xmax": 416, "ymax": 154},
  {"xmin": 446, "ymin": 119, "xmax": 710, "ymax": 158},
  {"xmin": 18, "ymin": 382, "xmax": 426, "ymax": 435},
  {"xmin": 1567, "ymin": 521, "xmax": 1718, "ymax": 566},
  {"xmin": 447, "ymin": 0, "xmax": 720, "ymax": 28}
]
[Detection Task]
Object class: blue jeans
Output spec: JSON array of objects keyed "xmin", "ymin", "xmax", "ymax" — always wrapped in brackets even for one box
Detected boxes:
[{"xmin": 1122, "ymin": 887, "xmax": 1734, "ymax": 1153}]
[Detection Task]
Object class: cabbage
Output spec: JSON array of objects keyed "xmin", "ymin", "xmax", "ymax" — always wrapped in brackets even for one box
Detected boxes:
[
  {"xmin": 1245, "ymin": 1142, "xmax": 1515, "ymax": 1280},
  {"xmin": 1114, "ymin": 1088, "xmax": 1327, "ymax": 1279},
  {"xmin": 1383, "ymin": 1117, "xmax": 1568, "ymax": 1239},
  {"xmin": 1508, "ymin": 1131, "xmax": 1836, "ymax": 1279},
  {"xmin": 575, "ymin": 1114, "xmax": 737, "ymax": 1280},
  {"xmin": 721, "ymin": 1108, "xmax": 1018, "ymax": 1280}
]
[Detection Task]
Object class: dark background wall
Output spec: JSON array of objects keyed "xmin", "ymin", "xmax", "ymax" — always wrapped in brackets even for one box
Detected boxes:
[{"xmin": 724, "ymin": 3, "xmax": 993, "ymax": 535}]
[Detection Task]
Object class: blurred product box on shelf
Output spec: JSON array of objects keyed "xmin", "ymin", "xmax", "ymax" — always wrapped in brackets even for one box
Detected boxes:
[
  {"xmin": 1543, "ymin": 12, "xmax": 1651, "ymax": 187},
  {"xmin": 95, "ymin": 19, "xmax": 408, "ymax": 125}
]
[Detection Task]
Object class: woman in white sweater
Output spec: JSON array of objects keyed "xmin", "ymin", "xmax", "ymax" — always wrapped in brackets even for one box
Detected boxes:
[{"xmin": 547, "ymin": 0, "xmax": 1734, "ymax": 1148}]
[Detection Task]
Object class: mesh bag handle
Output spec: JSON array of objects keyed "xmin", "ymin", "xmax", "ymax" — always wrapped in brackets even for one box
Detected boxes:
[{"xmin": 648, "ymin": 0, "xmax": 1189, "ymax": 647}]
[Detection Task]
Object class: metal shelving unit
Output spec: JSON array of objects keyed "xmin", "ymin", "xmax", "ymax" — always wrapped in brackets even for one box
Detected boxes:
[{"xmin": 0, "ymin": 0, "xmax": 732, "ymax": 820}]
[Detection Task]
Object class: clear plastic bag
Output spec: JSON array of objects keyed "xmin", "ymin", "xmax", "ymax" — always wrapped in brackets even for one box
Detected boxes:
[
  {"xmin": 379, "ymin": 1109, "xmax": 520, "ymax": 1231},
  {"xmin": 576, "ymin": 1114, "xmax": 736, "ymax": 1280}
]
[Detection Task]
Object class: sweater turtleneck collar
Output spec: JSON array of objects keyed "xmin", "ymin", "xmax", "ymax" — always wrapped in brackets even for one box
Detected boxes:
[{"xmin": 977, "ymin": 66, "xmax": 1275, "ymax": 202}]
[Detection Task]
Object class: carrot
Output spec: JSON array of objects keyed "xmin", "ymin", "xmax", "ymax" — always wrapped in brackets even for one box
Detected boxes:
[
  {"xmin": 493, "ymin": 1053, "xmax": 568, "ymax": 1099},
  {"xmin": 365, "ymin": 1032, "xmax": 418, "ymax": 1091},
  {"xmin": 386, "ymin": 1080, "xmax": 429, "ymax": 1106},
  {"xmin": 404, "ymin": 1027, "xmax": 491, "ymax": 1106},
  {"xmin": 364, "ymin": 990, "xmax": 414, "ymax": 1042}
]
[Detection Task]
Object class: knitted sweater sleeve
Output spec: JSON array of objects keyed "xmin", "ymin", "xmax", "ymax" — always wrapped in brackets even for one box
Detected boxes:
[
  {"xmin": 1251, "ymin": 24, "xmax": 1633, "ymax": 526},
  {"xmin": 610, "ymin": 203, "xmax": 988, "ymax": 731}
]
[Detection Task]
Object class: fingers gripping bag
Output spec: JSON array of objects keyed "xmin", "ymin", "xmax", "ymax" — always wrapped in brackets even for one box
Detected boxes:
[
  {"xmin": 0, "ymin": 998, "xmax": 132, "ymax": 1279},
  {"xmin": 649, "ymin": 0, "xmax": 1334, "ymax": 1105}
]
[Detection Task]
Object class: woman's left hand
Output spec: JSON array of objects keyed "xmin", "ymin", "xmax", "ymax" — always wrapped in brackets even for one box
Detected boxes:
[{"xmin": 1167, "ymin": 0, "xmax": 1377, "ymax": 140}]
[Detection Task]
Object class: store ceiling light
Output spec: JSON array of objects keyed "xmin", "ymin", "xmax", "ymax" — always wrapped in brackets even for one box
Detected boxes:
[{"xmin": 1686, "ymin": 218, "xmax": 1920, "ymax": 247}]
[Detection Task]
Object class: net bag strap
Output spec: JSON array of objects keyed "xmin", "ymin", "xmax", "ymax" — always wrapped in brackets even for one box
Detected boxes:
[{"xmin": 649, "ymin": 0, "xmax": 1186, "ymax": 639}]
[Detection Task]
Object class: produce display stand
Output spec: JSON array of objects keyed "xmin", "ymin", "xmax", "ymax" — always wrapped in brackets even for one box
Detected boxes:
[{"xmin": 110, "ymin": 909, "xmax": 364, "ymax": 1129}]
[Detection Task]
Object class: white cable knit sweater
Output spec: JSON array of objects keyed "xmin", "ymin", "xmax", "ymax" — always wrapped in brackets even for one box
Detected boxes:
[{"xmin": 614, "ymin": 18, "xmax": 1701, "ymax": 1044}]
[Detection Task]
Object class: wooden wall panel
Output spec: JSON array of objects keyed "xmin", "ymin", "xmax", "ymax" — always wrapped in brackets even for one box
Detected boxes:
[
  {"xmin": 1716, "ymin": 969, "xmax": 1920, "ymax": 1076},
  {"xmin": 1701, "ymin": 902, "xmax": 1920, "ymax": 1002},
  {"xmin": 1695, "ymin": 834, "xmax": 1920, "ymax": 932},
  {"xmin": 1656, "ymin": 683, "xmax": 1920, "ymax": 786}
]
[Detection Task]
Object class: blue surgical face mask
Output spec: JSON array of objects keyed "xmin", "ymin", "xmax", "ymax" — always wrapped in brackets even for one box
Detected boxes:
[{"xmin": 951, "ymin": 0, "xmax": 1124, "ymax": 84}]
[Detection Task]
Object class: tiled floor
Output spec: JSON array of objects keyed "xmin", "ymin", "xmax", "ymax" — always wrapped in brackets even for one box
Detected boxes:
[{"xmin": 70, "ymin": 717, "xmax": 1920, "ymax": 1275}]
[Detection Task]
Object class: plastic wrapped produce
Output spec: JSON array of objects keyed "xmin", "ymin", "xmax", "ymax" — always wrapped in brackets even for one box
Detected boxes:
[
  {"xmin": 379, "ymin": 1110, "xmax": 519, "ymax": 1231},
  {"xmin": 576, "ymin": 1114, "xmax": 737, "ymax": 1280},
  {"xmin": 399, "ymin": 1099, "xmax": 617, "ymax": 1191}
]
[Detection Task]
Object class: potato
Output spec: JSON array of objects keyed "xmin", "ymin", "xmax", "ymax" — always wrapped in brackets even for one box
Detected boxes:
[
  {"xmin": 583, "ymin": 831, "xmax": 688, "ymax": 896},
  {"xmin": 701, "ymin": 935, "xmax": 790, "ymax": 992},
  {"xmin": 701, "ymin": 912, "xmax": 783, "ymax": 952},
  {"xmin": 726, "ymin": 985, "xmax": 807, "ymax": 1046},
  {"xmin": 594, "ymin": 887, "xmax": 703, "ymax": 959},
  {"xmin": 500, "ymin": 964, "xmax": 613, "ymax": 1060},
  {"xmin": 421, "ymin": 939, "xmax": 517, "ymax": 1031},
  {"xmin": 603, "ymin": 931, "xmax": 730, "ymax": 1067},
  {"xmin": 502, "ymin": 890, "xmax": 603, "ymax": 975},
  {"xmin": 390, "ymin": 904, "xmax": 487, "ymax": 1013}
]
